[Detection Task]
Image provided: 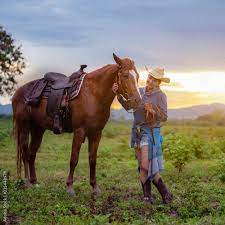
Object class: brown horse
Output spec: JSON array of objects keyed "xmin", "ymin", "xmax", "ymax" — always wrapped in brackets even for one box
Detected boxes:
[{"xmin": 12, "ymin": 53, "xmax": 141, "ymax": 195}]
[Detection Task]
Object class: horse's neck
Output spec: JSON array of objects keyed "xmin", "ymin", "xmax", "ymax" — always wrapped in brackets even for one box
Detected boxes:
[{"xmin": 88, "ymin": 64, "xmax": 118, "ymax": 107}]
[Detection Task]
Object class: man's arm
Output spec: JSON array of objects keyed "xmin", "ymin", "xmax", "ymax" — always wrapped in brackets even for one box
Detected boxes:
[
  {"xmin": 151, "ymin": 93, "xmax": 167, "ymax": 122},
  {"xmin": 144, "ymin": 93, "xmax": 167, "ymax": 122},
  {"xmin": 117, "ymin": 94, "xmax": 132, "ymax": 111},
  {"xmin": 112, "ymin": 83, "xmax": 133, "ymax": 111},
  {"xmin": 154, "ymin": 93, "xmax": 167, "ymax": 122}
]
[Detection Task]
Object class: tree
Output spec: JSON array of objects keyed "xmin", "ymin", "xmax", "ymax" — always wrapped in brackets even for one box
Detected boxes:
[{"xmin": 0, "ymin": 25, "xmax": 26, "ymax": 95}]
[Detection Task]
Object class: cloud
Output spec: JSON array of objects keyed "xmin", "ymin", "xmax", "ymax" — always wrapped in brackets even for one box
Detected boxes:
[{"xmin": 1, "ymin": 0, "xmax": 225, "ymax": 105}]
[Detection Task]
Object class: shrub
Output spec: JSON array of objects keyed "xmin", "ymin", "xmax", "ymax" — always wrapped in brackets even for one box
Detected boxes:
[
  {"xmin": 217, "ymin": 159, "xmax": 225, "ymax": 182},
  {"xmin": 163, "ymin": 133, "xmax": 194, "ymax": 172}
]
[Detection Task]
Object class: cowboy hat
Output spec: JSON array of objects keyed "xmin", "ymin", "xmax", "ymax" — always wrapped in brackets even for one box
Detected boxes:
[{"xmin": 146, "ymin": 67, "xmax": 170, "ymax": 83}]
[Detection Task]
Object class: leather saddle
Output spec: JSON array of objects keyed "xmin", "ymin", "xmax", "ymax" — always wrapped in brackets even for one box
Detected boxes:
[
  {"xmin": 43, "ymin": 65, "xmax": 87, "ymax": 89},
  {"xmin": 44, "ymin": 72, "xmax": 71, "ymax": 89},
  {"xmin": 44, "ymin": 64, "xmax": 87, "ymax": 88},
  {"xmin": 26, "ymin": 65, "xmax": 87, "ymax": 134}
]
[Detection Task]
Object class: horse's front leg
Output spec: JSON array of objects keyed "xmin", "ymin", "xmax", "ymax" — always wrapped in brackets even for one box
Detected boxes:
[
  {"xmin": 88, "ymin": 131, "xmax": 102, "ymax": 195},
  {"xmin": 66, "ymin": 128, "xmax": 85, "ymax": 196}
]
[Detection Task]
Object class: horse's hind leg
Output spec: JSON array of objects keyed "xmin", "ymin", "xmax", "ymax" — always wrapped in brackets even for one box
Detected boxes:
[
  {"xmin": 66, "ymin": 128, "xmax": 85, "ymax": 195},
  {"xmin": 29, "ymin": 127, "xmax": 45, "ymax": 184},
  {"xmin": 21, "ymin": 129, "xmax": 30, "ymax": 184},
  {"xmin": 87, "ymin": 131, "xmax": 102, "ymax": 195}
]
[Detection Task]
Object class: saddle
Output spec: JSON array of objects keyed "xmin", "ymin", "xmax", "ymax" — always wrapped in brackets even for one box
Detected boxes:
[{"xmin": 25, "ymin": 65, "xmax": 87, "ymax": 134}]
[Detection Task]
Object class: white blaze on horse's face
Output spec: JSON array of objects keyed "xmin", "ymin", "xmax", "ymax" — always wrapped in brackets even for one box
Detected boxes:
[{"xmin": 129, "ymin": 70, "xmax": 141, "ymax": 98}]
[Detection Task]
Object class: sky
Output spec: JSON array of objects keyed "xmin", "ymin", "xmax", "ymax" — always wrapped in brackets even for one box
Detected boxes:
[{"xmin": 0, "ymin": 0, "xmax": 225, "ymax": 108}]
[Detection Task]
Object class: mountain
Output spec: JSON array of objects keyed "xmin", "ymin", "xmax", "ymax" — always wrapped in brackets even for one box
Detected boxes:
[
  {"xmin": 0, "ymin": 104, "xmax": 12, "ymax": 115},
  {"xmin": 168, "ymin": 103, "xmax": 225, "ymax": 119},
  {"xmin": 1, "ymin": 103, "xmax": 225, "ymax": 120},
  {"xmin": 110, "ymin": 103, "xmax": 225, "ymax": 121}
]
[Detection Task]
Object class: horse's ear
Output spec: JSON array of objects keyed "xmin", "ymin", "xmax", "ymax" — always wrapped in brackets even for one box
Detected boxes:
[{"xmin": 113, "ymin": 53, "xmax": 122, "ymax": 65}]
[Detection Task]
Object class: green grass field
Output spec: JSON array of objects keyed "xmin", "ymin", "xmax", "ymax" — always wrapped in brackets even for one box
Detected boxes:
[{"xmin": 1, "ymin": 118, "xmax": 225, "ymax": 225}]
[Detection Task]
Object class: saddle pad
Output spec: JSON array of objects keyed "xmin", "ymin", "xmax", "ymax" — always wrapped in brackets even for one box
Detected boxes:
[{"xmin": 68, "ymin": 73, "xmax": 86, "ymax": 100}]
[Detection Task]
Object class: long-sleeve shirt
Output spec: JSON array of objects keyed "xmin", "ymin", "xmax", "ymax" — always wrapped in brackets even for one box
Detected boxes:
[
  {"xmin": 139, "ymin": 87, "xmax": 167, "ymax": 126},
  {"xmin": 117, "ymin": 87, "xmax": 168, "ymax": 147},
  {"xmin": 118, "ymin": 87, "xmax": 168, "ymax": 127}
]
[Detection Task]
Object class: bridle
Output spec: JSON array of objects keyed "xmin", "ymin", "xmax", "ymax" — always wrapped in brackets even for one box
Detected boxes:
[
  {"xmin": 115, "ymin": 66, "xmax": 141, "ymax": 113},
  {"xmin": 116, "ymin": 66, "xmax": 129, "ymax": 100}
]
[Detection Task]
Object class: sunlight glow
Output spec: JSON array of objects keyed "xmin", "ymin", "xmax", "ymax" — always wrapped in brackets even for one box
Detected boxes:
[
  {"xmin": 134, "ymin": 70, "xmax": 225, "ymax": 108},
  {"xmin": 139, "ymin": 70, "xmax": 225, "ymax": 94}
]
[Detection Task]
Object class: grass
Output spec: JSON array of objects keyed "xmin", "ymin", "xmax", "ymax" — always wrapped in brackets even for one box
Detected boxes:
[{"xmin": 1, "ymin": 118, "xmax": 225, "ymax": 224}]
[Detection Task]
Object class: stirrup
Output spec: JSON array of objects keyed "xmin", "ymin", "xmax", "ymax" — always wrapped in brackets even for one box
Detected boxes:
[{"xmin": 53, "ymin": 115, "xmax": 63, "ymax": 134}]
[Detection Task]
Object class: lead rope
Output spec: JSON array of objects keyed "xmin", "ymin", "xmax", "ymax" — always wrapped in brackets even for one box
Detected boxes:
[{"xmin": 150, "ymin": 127, "xmax": 155, "ymax": 180}]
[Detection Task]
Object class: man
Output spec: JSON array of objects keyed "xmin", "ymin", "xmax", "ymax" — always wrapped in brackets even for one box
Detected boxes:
[{"xmin": 112, "ymin": 68, "xmax": 173, "ymax": 204}]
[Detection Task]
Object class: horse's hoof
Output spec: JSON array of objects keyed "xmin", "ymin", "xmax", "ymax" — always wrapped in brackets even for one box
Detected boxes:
[
  {"xmin": 93, "ymin": 186, "xmax": 101, "ymax": 195},
  {"xmin": 67, "ymin": 188, "xmax": 75, "ymax": 196},
  {"xmin": 33, "ymin": 183, "xmax": 40, "ymax": 188},
  {"xmin": 24, "ymin": 179, "xmax": 33, "ymax": 188}
]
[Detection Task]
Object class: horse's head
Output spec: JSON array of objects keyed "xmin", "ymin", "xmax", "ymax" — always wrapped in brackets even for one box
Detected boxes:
[{"xmin": 113, "ymin": 53, "xmax": 142, "ymax": 111}]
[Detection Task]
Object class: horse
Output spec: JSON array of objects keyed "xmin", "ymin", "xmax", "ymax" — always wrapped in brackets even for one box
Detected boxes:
[{"xmin": 12, "ymin": 53, "xmax": 142, "ymax": 195}]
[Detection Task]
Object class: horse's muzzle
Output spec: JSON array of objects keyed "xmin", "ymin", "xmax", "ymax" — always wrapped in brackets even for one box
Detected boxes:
[{"xmin": 130, "ymin": 95, "xmax": 142, "ymax": 110}]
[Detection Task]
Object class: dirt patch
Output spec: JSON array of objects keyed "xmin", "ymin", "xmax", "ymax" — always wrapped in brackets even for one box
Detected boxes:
[{"xmin": 1, "ymin": 214, "xmax": 21, "ymax": 225}]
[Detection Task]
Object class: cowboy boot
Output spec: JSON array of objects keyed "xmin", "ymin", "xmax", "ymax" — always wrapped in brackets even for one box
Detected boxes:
[
  {"xmin": 142, "ymin": 179, "xmax": 155, "ymax": 203},
  {"xmin": 153, "ymin": 178, "xmax": 173, "ymax": 204}
]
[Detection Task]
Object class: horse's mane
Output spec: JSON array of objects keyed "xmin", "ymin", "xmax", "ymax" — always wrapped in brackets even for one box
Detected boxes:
[{"xmin": 87, "ymin": 64, "xmax": 118, "ymax": 78}]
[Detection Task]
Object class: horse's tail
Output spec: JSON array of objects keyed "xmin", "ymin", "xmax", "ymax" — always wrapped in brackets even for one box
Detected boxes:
[
  {"xmin": 13, "ymin": 110, "xmax": 23, "ymax": 178},
  {"xmin": 12, "ymin": 81, "xmax": 39, "ymax": 179},
  {"xmin": 12, "ymin": 87, "xmax": 30, "ymax": 179}
]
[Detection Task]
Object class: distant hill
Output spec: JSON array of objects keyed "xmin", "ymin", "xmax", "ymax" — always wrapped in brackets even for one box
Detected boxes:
[
  {"xmin": 196, "ymin": 109, "xmax": 225, "ymax": 125},
  {"xmin": 168, "ymin": 103, "xmax": 225, "ymax": 119},
  {"xmin": 1, "ymin": 103, "xmax": 225, "ymax": 120},
  {"xmin": 110, "ymin": 103, "xmax": 225, "ymax": 120},
  {"xmin": 0, "ymin": 104, "xmax": 12, "ymax": 115}
]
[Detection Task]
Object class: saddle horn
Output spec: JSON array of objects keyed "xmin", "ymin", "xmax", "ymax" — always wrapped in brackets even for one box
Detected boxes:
[{"xmin": 80, "ymin": 65, "xmax": 87, "ymax": 71}]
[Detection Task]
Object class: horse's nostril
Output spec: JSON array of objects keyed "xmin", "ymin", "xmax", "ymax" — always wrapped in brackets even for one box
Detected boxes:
[{"xmin": 134, "ymin": 98, "xmax": 141, "ymax": 107}]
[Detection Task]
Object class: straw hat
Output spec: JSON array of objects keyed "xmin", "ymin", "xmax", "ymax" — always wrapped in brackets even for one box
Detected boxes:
[{"xmin": 147, "ymin": 67, "xmax": 170, "ymax": 83}]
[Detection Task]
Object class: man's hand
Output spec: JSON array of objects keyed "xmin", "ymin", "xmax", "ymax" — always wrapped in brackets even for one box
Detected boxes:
[
  {"xmin": 144, "ymin": 103, "xmax": 154, "ymax": 113},
  {"xmin": 112, "ymin": 83, "xmax": 119, "ymax": 94},
  {"xmin": 144, "ymin": 103, "xmax": 155, "ymax": 121}
]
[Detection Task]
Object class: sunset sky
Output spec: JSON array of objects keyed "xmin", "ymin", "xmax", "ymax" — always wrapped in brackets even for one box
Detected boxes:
[{"xmin": 1, "ymin": 0, "xmax": 225, "ymax": 108}]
